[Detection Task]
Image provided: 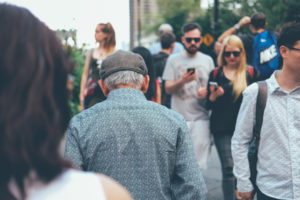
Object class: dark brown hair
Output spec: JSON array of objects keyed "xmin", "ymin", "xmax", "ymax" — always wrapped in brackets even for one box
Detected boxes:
[
  {"xmin": 181, "ymin": 22, "xmax": 202, "ymax": 34},
  {"xmin": 250, "ymin": 12, "xmax": 266, "ymax": 30},
  {"xmin": 132, "ymin": 46, "xmax": 156, "ymax": 101},
  {"xmin": 160, "ymin": 32, "xmax": 175, "ymax": 49},
  {"xmin": 0, "ymin": 3, "xmax": 73, "ymax": 198},
  {"xmin": 98, "ymin": 22, "xmax": 116, "ymax": 54}
]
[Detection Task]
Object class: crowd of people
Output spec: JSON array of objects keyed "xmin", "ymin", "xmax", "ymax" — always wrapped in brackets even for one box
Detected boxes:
[{"xmin": 1, "ymin": 2, "xmax": 300, "ymax": 200}]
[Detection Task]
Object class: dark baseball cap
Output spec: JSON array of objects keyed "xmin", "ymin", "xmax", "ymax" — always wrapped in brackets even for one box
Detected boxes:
[{"xmin": 99, "ymin": 50, "xmax": 148, "ymax": 79}]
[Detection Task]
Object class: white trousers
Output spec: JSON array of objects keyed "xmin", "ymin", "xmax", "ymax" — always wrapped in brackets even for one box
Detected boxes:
[{"xmin": 187, "ymin": 119, "xmax": 211, "ymax": 169}]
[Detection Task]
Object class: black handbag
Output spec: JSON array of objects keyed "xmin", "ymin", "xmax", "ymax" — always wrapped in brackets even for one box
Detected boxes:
[{"xmin": 248, "ymin": 81, "xmax": 268, "ymax": 191}]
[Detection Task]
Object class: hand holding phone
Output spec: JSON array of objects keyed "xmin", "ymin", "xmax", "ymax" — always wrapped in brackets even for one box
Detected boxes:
[
  {"xmin": 187, "ymin": 67, "xmax": 195, "ymax": 75},
  {"xmin": 208, "ymin": 82, "xmax": 224, "ymax": 101},
  {"xmin": 209, "ymin": 81, "xmax": 219, "ymax": 91}
]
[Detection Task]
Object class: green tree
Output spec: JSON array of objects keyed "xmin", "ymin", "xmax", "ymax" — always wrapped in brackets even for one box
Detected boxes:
[
  {"xmin": 155, "ymin": 0, "xmax": 201, "ymax": 41},
  {"xmin": 219, "ymin": 0, "xmax": 300, "ymax": 32},
  {"xmin": 68, "ymin": 47, "xmax": 85, "ymax": 116},
  {"xmin": 56, "ymin": 29, "xmax": 85, "ymax": 116}
]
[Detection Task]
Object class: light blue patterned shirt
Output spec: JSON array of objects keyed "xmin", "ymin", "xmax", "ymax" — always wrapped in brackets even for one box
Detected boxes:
[
  {"xmin": 65, "ymin": 88, "xmax": 207, "ymax": 200},
  {"xmin": 149, "ymin": 41, "xmax": 184, "ymax": 55},
  {"xmin": 232, "ymin": 71, "xmax": 300, "ymax": 199}
]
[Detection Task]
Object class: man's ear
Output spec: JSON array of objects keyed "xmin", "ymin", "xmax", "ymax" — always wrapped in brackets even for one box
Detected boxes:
[
  {"xmin": 141, "ymin": 75, "xmax": 150, "ymax": 94},
  {"xmin": 170, "ymin": 42, "xmax": 175, "ymax": 51},
  {"xmin": 181, "ymin": 36, "xmax": 185, "ymax": 43},
  {"xmin": 279, "ymin": 46, "xmax": 288, "ymax": 58},
  {"xmin": 249, "ymin": 24, "xmax": 256, "ymax": 33},
  {"xmin": 98, "ymin": 79, "xmax": 109, "ymax": 97}
]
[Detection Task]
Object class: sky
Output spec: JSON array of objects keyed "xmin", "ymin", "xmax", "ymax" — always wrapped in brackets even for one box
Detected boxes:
[
  {"xmin": 1, "ymin": 0, "xmax": 214, "ymax": 50},
  {"xmin": 1, "ymin": 0, "xmax": 130, "ymax": 50}
]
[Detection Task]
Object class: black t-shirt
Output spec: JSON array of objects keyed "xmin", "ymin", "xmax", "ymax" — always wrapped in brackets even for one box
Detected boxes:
[
  {"xmin": 152, "ymin": 51, "xmax": 169, "ymax": 78},
  {"xmin": 152, "ymin": 51, "xmax": 171, "ymax": 108},
  {"xmin": 238, "ymin": 33, "xmax": 255, "ymax": 65},
  {"xmin": 206, "ymin": 66, "xmax": 259, "ymax": 135}
]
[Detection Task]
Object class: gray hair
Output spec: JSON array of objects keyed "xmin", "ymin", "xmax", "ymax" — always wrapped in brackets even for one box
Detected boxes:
[
  {"xmin": 104, "ymin": 70, "xmax": 145, "ymax": 90},
  {"xmin": 159, "ymin": 23, "xmax": 173, "ymax": 34}
]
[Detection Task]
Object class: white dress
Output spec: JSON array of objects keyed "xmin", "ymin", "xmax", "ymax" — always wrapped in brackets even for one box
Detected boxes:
[{"xmin": 9, "ymin": 169, "xmax": 107, "ymax": 200}]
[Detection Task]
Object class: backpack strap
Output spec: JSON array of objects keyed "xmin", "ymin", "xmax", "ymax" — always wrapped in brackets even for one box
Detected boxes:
[
  {"xmin": 248, "ymin": 66, "xmax": 254, "ymax": 79},
  {"xmin": 213, "ymin": 67, "xmax": 221, "ymax": 80},
  {"xmin": 253, "ymin": 81, "xmax": 268, "ymax": 141},
  {"xmin": 249, "ymin": 81, "xmax": 268, "ymax": 192},
  {"xmin": 253, "ymin": 32, "xmax": 262, "ymax": 51}
]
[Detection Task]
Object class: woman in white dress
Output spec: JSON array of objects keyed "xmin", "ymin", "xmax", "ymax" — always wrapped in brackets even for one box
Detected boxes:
[{"xmin": 0, "ymin": 3, "xmax": 132, "ymax": 200}]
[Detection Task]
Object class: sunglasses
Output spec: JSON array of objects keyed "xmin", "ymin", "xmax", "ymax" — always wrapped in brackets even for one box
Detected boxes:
[
  {"xmin": 224, "ymin": 51, "xmax": 241, "ymax": 57},
  {"xmin": 185, "ymin": 37, "xmax": 201, "ymax": 43},
  {"xmin": 287, "ymin": 46, "xmax": 300, "ymax": 52}
]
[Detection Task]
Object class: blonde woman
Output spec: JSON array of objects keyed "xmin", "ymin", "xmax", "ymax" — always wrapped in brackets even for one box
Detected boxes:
[
  {"xmin": 201, "ymin": 35, "xmax": 259, "ymax": 200},
  {"xmin": 80, "ymin": 23, "xmax": 116, "ymax": 109}
]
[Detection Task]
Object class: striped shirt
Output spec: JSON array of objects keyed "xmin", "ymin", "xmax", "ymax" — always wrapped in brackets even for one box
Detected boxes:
[{"xmin": 232, "ymin": 71, "xmax": 300, "ymax": 199}]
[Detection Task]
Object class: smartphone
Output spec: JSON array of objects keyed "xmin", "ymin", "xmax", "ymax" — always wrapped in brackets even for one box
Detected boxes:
[
  {"xmin": 187, "ymin": 67, "xmax": 195, "ymax": 74},
  {"xmin": 209, "ymin": 81, "xmax": 219, "ymax": 90}
]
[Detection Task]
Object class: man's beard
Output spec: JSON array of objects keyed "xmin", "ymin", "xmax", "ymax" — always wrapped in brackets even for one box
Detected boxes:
[{"xmin": 184, "ymin": 45, "xmax": 199, "ymax": 55}]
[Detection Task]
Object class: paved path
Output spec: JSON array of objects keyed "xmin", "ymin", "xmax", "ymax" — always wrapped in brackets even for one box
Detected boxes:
[{"xmin": 202, "ymin": 145, "xmax": 223, "ymax": 200}]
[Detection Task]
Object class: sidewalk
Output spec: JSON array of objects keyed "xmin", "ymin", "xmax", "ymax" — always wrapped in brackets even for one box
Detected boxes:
[{"xmin": 202, "ymin": 145, "xmax": 223, "ymax": 200}]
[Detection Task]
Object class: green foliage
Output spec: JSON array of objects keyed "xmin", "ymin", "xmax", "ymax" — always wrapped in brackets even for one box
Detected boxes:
[
  {"xmin": 156, "ymin": 0, "xmax": 201, "ymax": 41},
  {"xmin": 56, "ymin": 29, "xmax": 85, "ymax": 117},
  {"xmin": 219, "ymin": 0, "xmax": 300, "ymax": 32},
  {"xmin": 64, "ymin": 46, "xmax": 85, "ymax": 117},
  {"xmin": 70, "ymin": 48, "xmax": 85, "ymax": 116},
  {"xmin": 154, "ymin": 0, "xmax": 300, "ymax": 40}
]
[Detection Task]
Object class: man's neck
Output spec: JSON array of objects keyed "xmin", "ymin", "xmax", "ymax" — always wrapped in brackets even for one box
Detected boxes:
[
  {"xmin": 276, "ymin": 67, "xmax": 300, "ymax": 92},
  {"xmin": 184, "ymin": 51, "xmax": 198, "ymax": 57},
  {"xmin": 160, "ymin": 49, "xmax": 172, "ymax": 55},
  {"xmin": 255, "ymin": 28, "xmax": 266, "ymax": 34}
]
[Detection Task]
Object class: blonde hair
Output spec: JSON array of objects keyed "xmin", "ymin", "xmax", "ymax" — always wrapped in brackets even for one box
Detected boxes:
[
  {"xmin": 98, "ymin": 23, "xmax": 116, "ymax": 54},
  {"xmin": 218, "ymin": 35, "xmax": 247, "ymax": 102}
]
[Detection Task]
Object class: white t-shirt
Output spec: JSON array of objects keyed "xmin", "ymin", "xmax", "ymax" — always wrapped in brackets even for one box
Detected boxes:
[
  {"xmin": 9, "ymin": 169, "xmax": 106, "ymax": 200},
  {"xmin": 162, "ymin": 52, "xmax": 214, "ymax": 121}
]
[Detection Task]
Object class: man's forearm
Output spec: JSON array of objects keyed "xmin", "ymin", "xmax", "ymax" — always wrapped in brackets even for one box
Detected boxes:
[
  {"xmin": 165, "ymin": 79, "xmax": 185, "ymax": 94},
  {"xmin": 218, "ymin": 16, "xmax": 251, "ymax": 43},
  {"xmin": 218, "ymin": 26, "xmax": 238, "ymax": 43}
]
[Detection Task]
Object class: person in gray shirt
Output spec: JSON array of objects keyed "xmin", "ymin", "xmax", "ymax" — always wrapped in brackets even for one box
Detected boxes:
[
  {"xmin": 163, "ymin": 23, "xmax": 215, "ymax": 169},
  {"xmin": 65, "ymin": 50, "xmax": 207, "ymax": 200}
]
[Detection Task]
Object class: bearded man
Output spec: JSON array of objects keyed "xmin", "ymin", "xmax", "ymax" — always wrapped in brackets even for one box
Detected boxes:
[{"xmin": 162, "ymin": 22, "xmax": 215, "ymax": 169}]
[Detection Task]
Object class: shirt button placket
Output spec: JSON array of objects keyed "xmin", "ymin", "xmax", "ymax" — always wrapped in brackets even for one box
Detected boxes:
[{"xmin": 288, "ymin": 95, "xmax": 300, "ymax": 199}]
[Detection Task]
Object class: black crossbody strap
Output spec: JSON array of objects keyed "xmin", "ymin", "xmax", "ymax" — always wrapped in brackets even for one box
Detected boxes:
[{"xmin": 253, "ymin": 81, "xmax": 268, "ymax": 140}]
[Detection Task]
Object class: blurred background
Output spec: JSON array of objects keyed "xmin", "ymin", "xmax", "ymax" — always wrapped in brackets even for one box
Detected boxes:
[{"xmin": 2, "ymin": 0, "xmax": 300, "ymax": 116}]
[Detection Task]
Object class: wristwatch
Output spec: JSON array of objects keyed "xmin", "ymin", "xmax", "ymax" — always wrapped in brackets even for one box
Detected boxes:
[{"xmin": 234, "ymin": 24, "xmax": 240, "ymax": 30}]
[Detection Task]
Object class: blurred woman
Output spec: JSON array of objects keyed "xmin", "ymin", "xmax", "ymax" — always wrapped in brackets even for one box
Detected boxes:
[
  {"xmin": 80, "ymin": 22, "xmax": 116, "ymax": 109},
  {"xmin": 199, "ymin": 35, "xmax": 258, "ymax": 200},
  {"xmin": 132, "ymin": 46, "xmax": 161, "ymax": 103},
  {"xmin": 0, "ymin": 3, "xmax": 131, "ymax": 200}
]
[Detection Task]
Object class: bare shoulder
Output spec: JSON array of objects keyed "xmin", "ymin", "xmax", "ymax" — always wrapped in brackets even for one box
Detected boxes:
[{"xmin": 97, "ymin": 174, "xmax": 133, "ymax": 200}]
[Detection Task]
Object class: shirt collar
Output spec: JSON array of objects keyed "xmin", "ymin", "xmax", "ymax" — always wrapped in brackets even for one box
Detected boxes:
[
  {"xmin": 267, "ymin": 70, "xmax": 282, "ymax": 94},
  {"xmin": 107, "ymin": 88, "xmax": 147, "ymax": 101},
  {"xmin": 267, "ymin": 70, "xmax": 300, "ymax": 94}
]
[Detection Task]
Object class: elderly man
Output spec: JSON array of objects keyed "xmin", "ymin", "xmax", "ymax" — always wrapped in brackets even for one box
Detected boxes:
[
  {"xmin": 65, "ymin": 50, "xmax": 207, "ymax": 200},
  {"xmin": 149, "ymin": 23, "xmax": 184, "ymax": 55}
]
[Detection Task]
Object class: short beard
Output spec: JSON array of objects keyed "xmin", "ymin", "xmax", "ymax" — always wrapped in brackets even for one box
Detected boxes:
[{"xmin": 184, "ymin": 45, "xmax": 199, "ymax": 55}]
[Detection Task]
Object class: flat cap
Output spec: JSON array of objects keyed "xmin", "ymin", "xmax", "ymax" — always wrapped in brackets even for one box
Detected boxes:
[{"xmin": 100, "ymin": 50, "xmax": 148, "ymax": 79}]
